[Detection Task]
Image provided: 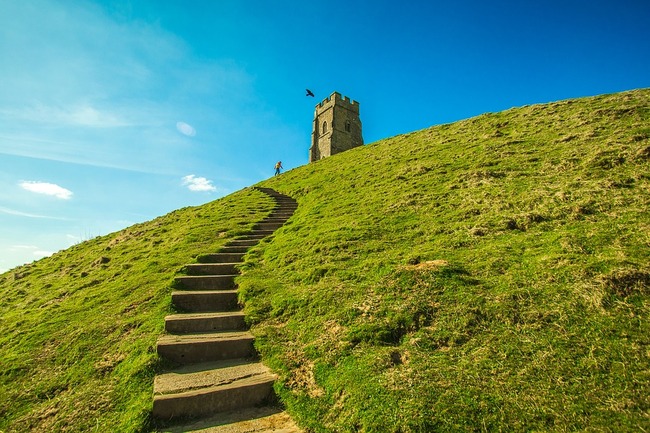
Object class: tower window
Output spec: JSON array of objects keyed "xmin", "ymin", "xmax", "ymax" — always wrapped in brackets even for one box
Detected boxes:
[
  {"xmin": 345, "ymin": 121, "xmax": 351, "ymax": 132},
  {"xmin": 322, "ymin": 121, "xmax": 328, "ymax": 133}
]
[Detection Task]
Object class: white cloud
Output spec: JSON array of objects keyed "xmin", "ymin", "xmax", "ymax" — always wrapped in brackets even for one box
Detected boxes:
[
  {"xmin": 10, "ymin": 245, "xmax": 40, "ymax": 250},
  {"xmin": 7, "ymin": 245, "xmax": 53, "ymax": 259},
  {"xmin": 182, "ymin": 175, "xmax": 217, "ymax": 192},
  {"xmin": 176, "ymin": 121, "xmax": 196, "ymax": 137},
  {"xmin": 19, "ymin": 181, "xmax": 73, "ymax": 200},
  {"xmin": 0, "ymin": 206, "xmax": 67, "ymax": 219}
]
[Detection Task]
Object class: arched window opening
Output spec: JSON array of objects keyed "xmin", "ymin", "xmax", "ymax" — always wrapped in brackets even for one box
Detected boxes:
[
  {"xmin": 345, "ymin": 120, "xmax": 351, "ymax": 132},
  {"xmin": 322, "ymin": 121, "xmax": 328, "ymax": 133}
]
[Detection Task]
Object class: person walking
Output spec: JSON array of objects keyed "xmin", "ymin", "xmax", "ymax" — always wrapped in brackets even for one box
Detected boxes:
[{"xmin": 274, "ymin": 161, "xmax": 283, "ymax": 176}]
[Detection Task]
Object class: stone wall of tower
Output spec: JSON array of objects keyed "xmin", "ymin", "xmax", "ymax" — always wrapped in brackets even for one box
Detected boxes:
[{"xmin": 310, "ymin": 92, "xmax": 363, "ymax": 162}]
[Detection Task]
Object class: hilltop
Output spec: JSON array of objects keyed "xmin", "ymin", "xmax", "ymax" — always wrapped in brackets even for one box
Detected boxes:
[{"xmin": 1, "ymin": 88, "xmax": 649, "ymax": 432}]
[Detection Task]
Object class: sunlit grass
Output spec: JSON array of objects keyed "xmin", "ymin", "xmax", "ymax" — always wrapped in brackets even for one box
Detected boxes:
[
  {"xmin": 1, "ymin": 89, "xmax": 649, "ymax": 432},
  {"xmin": 241, "ymin": 89, "xmax": 650, "ymax": 432},
  {"xmin": 0, "ymin": 188, "xmax": 275, "ymax": 432}
]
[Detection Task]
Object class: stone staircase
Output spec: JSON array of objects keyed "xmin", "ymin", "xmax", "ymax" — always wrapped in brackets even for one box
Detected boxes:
[{"xmin": 153, "ymin": 188, "xmax": 301, "ymax": 432}]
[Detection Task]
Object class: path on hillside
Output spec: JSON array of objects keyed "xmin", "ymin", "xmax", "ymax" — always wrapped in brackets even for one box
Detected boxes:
[{"xmin": 153, "ymin": 187, "xmax": 301, "ymax": 433}]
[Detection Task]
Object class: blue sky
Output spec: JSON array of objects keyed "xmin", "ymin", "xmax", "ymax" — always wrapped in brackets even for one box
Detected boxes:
[{"xmin": 1, "ymin": 0, "xmax": 649, "ymax": 272}]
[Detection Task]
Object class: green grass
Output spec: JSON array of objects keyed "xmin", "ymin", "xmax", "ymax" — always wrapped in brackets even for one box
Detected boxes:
[
  {"xmin": 241, "ymin": 89, "xmax": 650, "ymax": 432},
  {"xmin": 2, "ymin": 89, "xmax": 649, "ymax": 432},
  {"xmin": 0, "ymin": 188, "xmax": 275, "ymax": 432}
]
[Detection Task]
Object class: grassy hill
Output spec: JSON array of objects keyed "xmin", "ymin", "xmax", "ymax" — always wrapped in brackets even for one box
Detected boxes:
[
  {"xmin": 0, "ymin": 191, "xmax": 278, "ymax": 432},
  {"xmin": 1, "ymin": 88, "xmax": 649, "ymax": 432}
]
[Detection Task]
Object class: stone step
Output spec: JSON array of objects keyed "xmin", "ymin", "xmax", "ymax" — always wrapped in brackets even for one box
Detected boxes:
[
  {"xmin": 197, "ymin": 252, "xmax": 245, "ymax": 264},
  {"xmin": 218, "ymin": 245, "xmax": 249, "ymax": 254},
  {"xmin": 175, "ymin": 275, "xmax": 237, "ymax": 290},
  {"xmin": 171, "ymin": 290, "xmax": 239, "ymax": 312},
  {"xmin": 153, "ymin": 360, "xmax": 276, "ymax": 421},
  {"xmin": 248, "ymin": 229, "xmax": 275, "ymax": 236},
  {"xmin": 152, "ymin": 187, "xmax": 300, "ymax": 429},
  {"xmin": 238, "ymin": 233, "xmax": 268, "ymax": 240},
  {"xmin": 269, "ymin": 213, "xmax": 294, "ymax": 220},
  {"xmin": 262, "ymin": 216, "xmax": 291, "ymax": 221},
  {"xmin": 157, "ymin": 331, "xmax": 255, "ymax": 364},
  {"xmin": 185, "ymin": 263, "xmax": 238, "ymax": 276},
  {"xmin": 165, "ymin": 311, "xmax": 247, "ymax": 334},
  {"xmin": 258, "ymin": 221, "xmax": 288, "ymax": 227},
  {"xmin": 161, "ymin": 406, "xmax": 301, "ymax": 433},
  {"xmin": 254, "ymin": 222, "xmax": 285, "ymax": 230},
  {"xmin": 267, "ymin": 218, "xmax": 291, "ymax": 223},
  {"xmin": 226, "ymin": 239, "xmax": 260, "ymax": 247}
]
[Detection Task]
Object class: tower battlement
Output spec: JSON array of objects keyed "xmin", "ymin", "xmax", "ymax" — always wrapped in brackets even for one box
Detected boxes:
[
  {"xmin": 316, "ymin": 92, "xmax": 360, "ymax": 111},
  {"xmin": 309, "ymin": 91, "xmax": 363, "ymax": 162}
]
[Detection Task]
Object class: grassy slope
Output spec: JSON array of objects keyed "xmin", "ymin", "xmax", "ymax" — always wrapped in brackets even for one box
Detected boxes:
[
  {"xmin": 241, "ymin": 89, "xmax": 650, "ymax": 432},
  {"xmin": 0, "ymin": 89, "xmax": 648, "ymax": 432},
  {"xmin": 0, "ymin": 189, "xmax": 275, "ymax": 432}
]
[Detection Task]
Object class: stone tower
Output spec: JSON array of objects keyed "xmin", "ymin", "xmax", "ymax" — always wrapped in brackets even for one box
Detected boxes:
[{"xmin": 309, "ymin": 92, "xmax": 363, "ymax": 162}]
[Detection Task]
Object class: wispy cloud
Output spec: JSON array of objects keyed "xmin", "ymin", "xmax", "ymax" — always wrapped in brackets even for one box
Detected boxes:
[
  {"xmin": 0, "ymin": 136, "xmax": 177, "ymax": 176},
  {"xmin": 9, "ymin": 245, "xmax": 41, "ymax": 250},
  {"xmin": 176, "ymin": 121, "xmax": 196, "ymax": 137},
  {"xmin": 182, "ymin": 175, "xmax": 217, "ymax": 192},
  {"xmin": 19, "ymin": 181, "xmax": 73, "ymax": 200},
  {"xmin": 0, "ymin": 206, "xmax": 70, "ymax": 220},
  {"xmin": 7, "ymin": 245, "xmax": 53, "ymax": 259},
  {"xmin": 0, "ymin": 1, "xmax": 258, "ymax": 174},
  {"xmin": 1, "ymin": 103, "xmax": 132, "ymax": 128}
]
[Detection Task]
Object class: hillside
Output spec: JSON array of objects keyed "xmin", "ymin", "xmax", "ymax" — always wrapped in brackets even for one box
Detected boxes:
[
  {"xmin": 244, "ymin": 88, "xmax": 650, "ymax": 432},
  {"xmin": 0, "ymin": 191, "xmax": 278, "ymax": 432},
  {"xmin": 1, "ymin": 88, "xmax": 649, "ymax": 432}
]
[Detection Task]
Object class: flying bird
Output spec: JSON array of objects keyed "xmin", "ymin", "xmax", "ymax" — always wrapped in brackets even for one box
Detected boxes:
[{"xmin": 306, "ymin": 89, "xmax": 315, "ymax": 97}]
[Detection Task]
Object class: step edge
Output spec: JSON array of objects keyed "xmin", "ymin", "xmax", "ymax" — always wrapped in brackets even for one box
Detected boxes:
[
  {"xmin": 154, "ymin": 372, "xmax": 277, "ymax": 397},
  {"xmin": 157, "ymin": 331, "xmax": 254, "ymax": 344}
]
